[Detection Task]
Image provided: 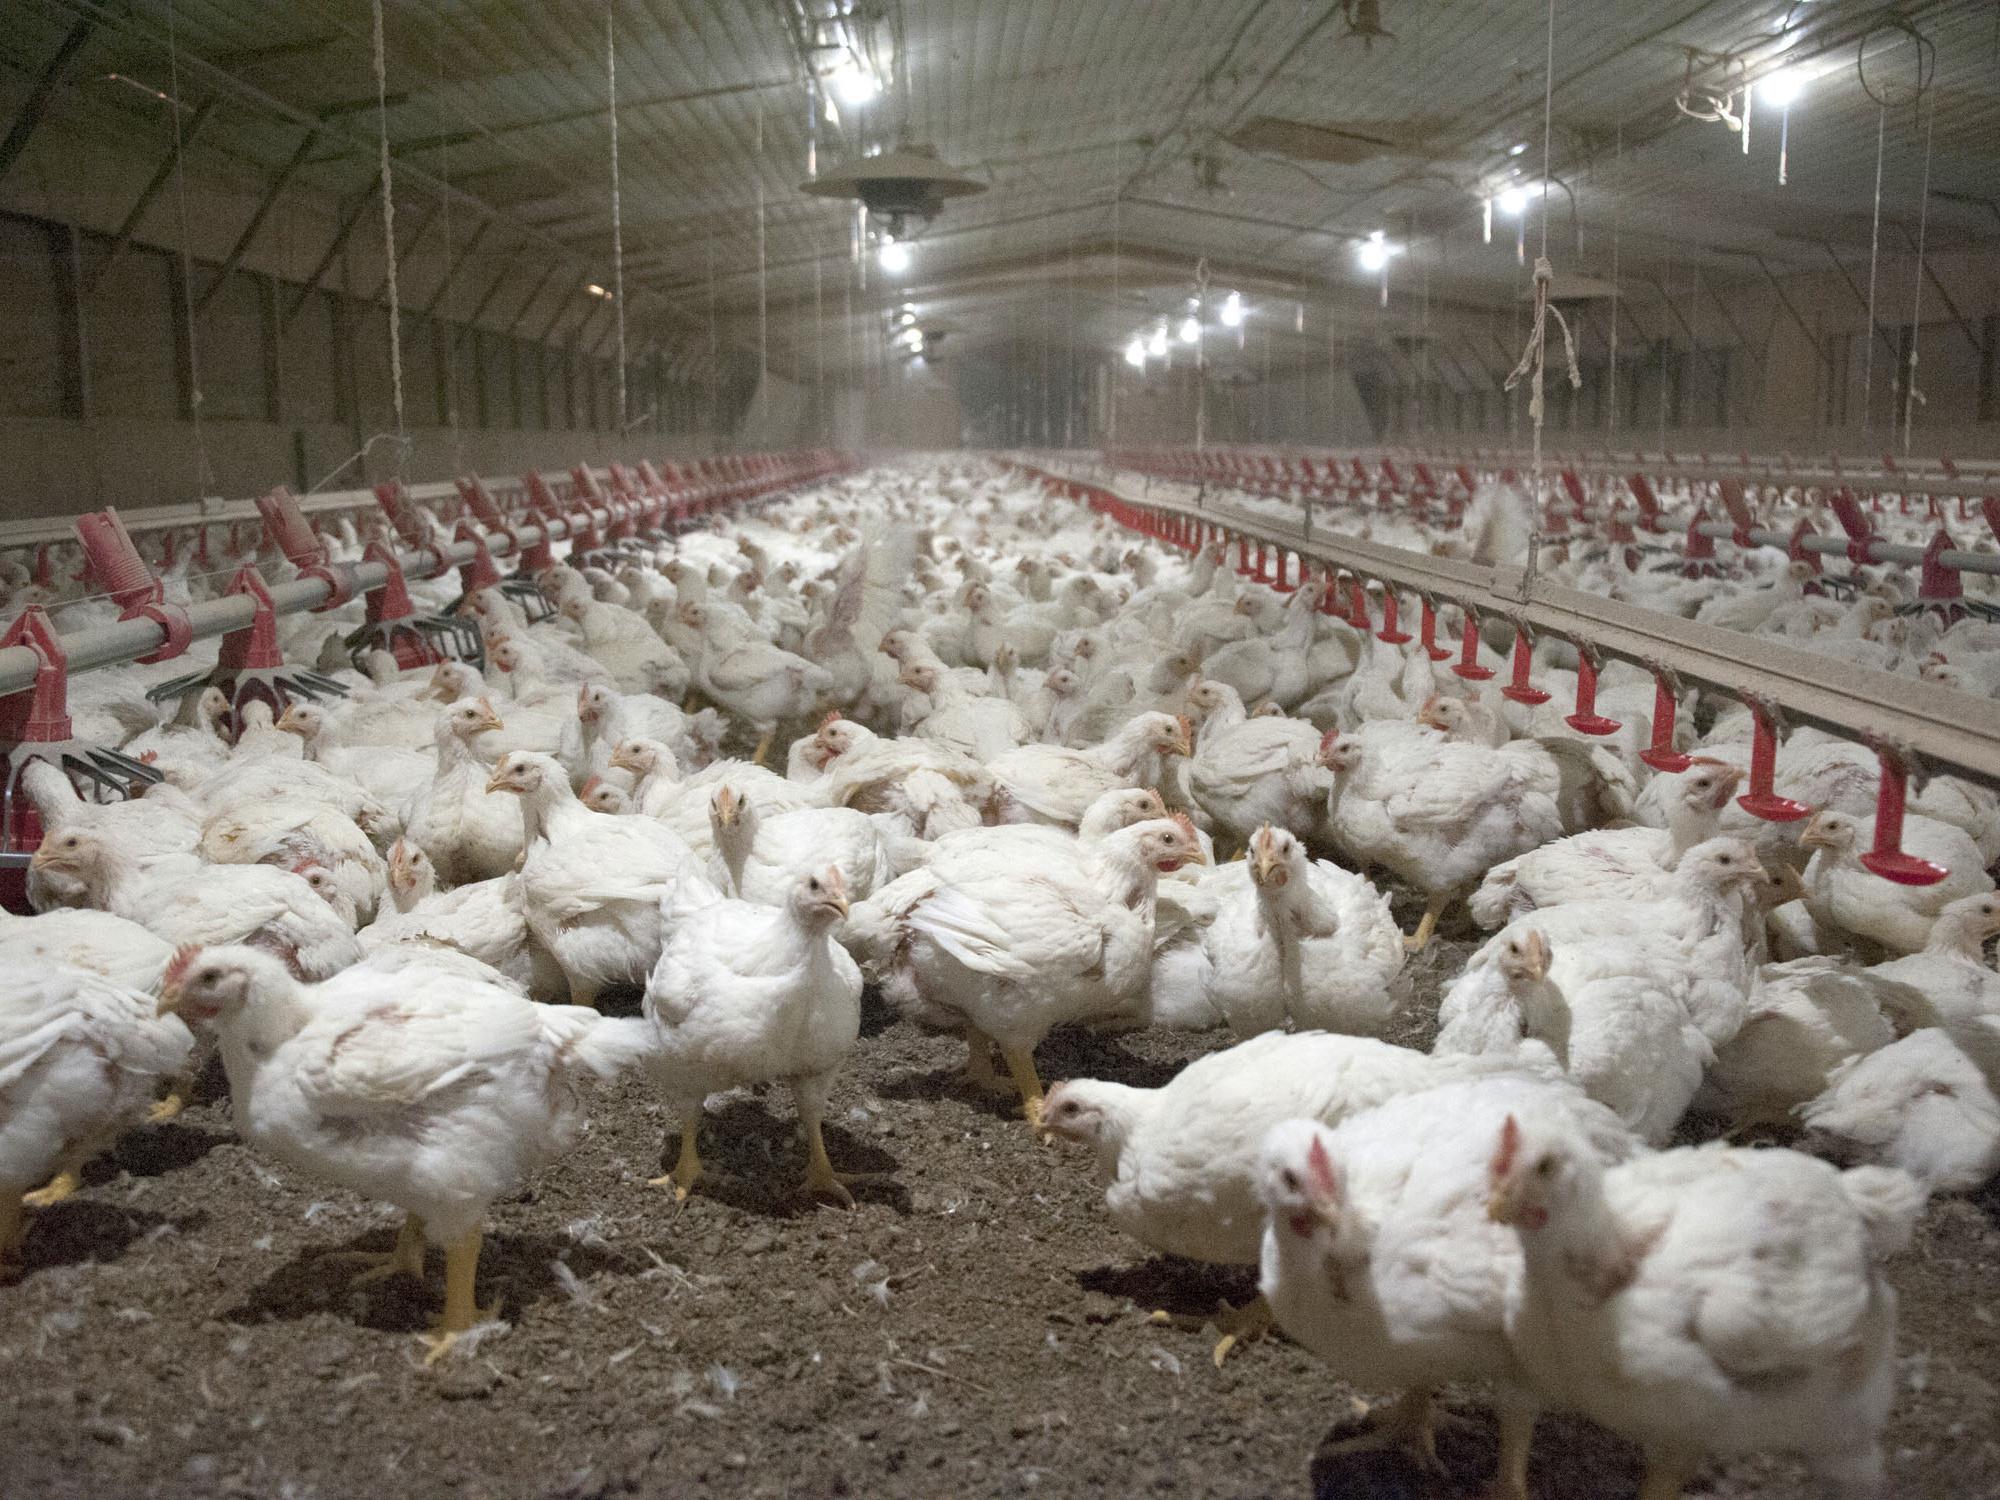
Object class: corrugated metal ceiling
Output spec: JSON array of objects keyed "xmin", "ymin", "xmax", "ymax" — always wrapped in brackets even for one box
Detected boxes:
[{"xmin": 8, "ymin": 0, "xmax": 1996, "ymax": 369}]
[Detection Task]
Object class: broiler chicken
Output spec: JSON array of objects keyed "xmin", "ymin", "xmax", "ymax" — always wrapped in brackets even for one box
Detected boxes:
[
  {"xmin": 158, "ymin": 944, "xmax": 649, "ymax": 1358},
  {"xmin": 1204, "ymin": 825, "xmax": 1403, "ymax": 1038},
  {"xmin": 1, "ymin": 964, "xmax": 193, "ymax": 1262},
  {"xmin": 1182, "ymin": 680, "xmax": 1327, "ymax": 853},
  {"xmin": 1798, "ymin": 807, "xmax": 1994, "ymax": 955},
  {"xmin": 852, "ymin": 818, "xmax": 1204, "ymax": 1129},
  {"xmin": 1489, "ymin": 1114, "xmax": 1924, "ymax": 1500},
  {"xmin": 402, "ymin": 697, "xmax": 523, "ymax": 886},
  {"xmin": 640, "ymin": 866, "xmax": 869, "ymax": 1204},
  {"xmin": 705, "ymin": 783, "xmax": 893, "ymax": 906},
  {"xmin": 1257, "ymin": 1071, "xmax": 1637, "ymax": 1494},
  {"xmin": 983, "ymin": 710, "xmax": 1191, "ymax": 828}
]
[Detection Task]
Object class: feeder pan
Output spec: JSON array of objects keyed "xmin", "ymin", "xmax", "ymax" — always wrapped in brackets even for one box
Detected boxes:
[
  {"xmin": 344, "ymin": 541, "xmax": 485, "ymax": 674},
  {"xmin": 799, "ymin": 144, "xmax": 987, "ymax": 238},
  {"xmin": 146, "ymin": 565, "xmax": 349, "ymax": 731}
]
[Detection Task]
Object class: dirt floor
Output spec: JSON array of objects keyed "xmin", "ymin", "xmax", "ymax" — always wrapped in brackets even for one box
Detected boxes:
[{"xmin": 3, "ymin": 924, "xmax": 1998, "ymax": 1500}]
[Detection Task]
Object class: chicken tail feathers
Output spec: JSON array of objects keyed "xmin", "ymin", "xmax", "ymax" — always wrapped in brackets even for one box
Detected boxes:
[
  {"xmin": 1837, "ymin": 1165, "xmax": 1927, "ymax": 1260},
  {"xmin": 549, "ymin": 1011, "xmax": 657, "ymax": 1081}
]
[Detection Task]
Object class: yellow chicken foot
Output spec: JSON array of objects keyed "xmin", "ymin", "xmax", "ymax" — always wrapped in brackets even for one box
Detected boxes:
[
  {"xmin": 1147, "ymin": 1294, "xmax": 1274, "ymax": 1366},
  {"xmin": 647, "ymin": 1118, "xmax": 704, "ymax": 1201},
  {"xmin": 801, "ymin": 1118, "xmax": 886, "ymax": 1210},
  {"xmin": 420, "ymin": 1229, "xmax": 499, "ymax": 1367},
  {"xmin": 23, "ymin": 1169, "xmax": 82, "ymax": 1209},
  {"xmin": 1318, "ymin": 1388, "xmax": 1462, "ymax": 1474},
  {"xmin": 751, "ymin": 731, "xmax": 774, "ymax": 767},
  {"xmin": 147, "ymin": 1090, "xmax": 187, "ymax": 1124},
  {"xmin": 999, "ymin": 1045, "xmax": 1052, "ymax": 1140},
  {"xmin": 1403, "ymin": 897, "xmax": 1446, "ymax": 953},
  {"xmin": 336, "ymin": 1214, "xmax": 428, "ymax": 1286}
]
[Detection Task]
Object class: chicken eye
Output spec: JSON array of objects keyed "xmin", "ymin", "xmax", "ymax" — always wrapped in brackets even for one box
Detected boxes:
[
  {"xmin": 1280, "ymin": 1168, "xmax": 1301, "ymax": 1192},
  {"xmin": 1535, "ymin": 1157, "xmax": 1555, "ymax": 1177}
]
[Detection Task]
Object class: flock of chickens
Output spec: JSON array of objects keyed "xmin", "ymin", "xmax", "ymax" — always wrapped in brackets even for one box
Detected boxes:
[{"xmin": 4, "ymin": 457, "xmax": 1998, "ymax": 1500}]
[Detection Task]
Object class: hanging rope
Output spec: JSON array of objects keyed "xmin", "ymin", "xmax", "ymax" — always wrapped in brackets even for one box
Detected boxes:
[
  {"xmin": 1902, "ymin": 94, "xmax": 1935, "ymax": 451},
  {"xmin": 1860, "ymin": 102, "xmax": 1885, "ymax": 435},
  {"xmin": 436, "ymin": 7, "xmax": 464, "ymax": 475},
  {"xmin": 607, "ymin": 3, "xmax": 628, "ymax": 436},
  {"xmin": 370, "ymin": 0, "xmax": 407, "ymax": 478},
  {"xmin": 1607, "ymin": 122, "xmax": 1620, "ymax": 434},
  {"xmin": 163, "ymin": 0, "xmax": 215, "ymax": 501},
  {"xmin": 1506, "ymin": 0, "xmax": 1578, "ymax": 595}
]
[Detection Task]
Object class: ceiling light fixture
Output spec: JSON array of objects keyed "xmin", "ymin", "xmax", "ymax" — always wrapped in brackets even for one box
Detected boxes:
[
  {"xmin": 1355, "ymin": 230, "xmax": 1398, "ymax": 272},
  {"xmin": 1495, "ymin": 184, "xmax": 1531, "ymax": 216},
  {"xmin": 586, "ymin": 283, "xmax": 612, "ymax": 298},
  {"xmin": 1508, "ymin": 141, "xmax": 1529, "ymax": 156},
  {"xmin": 1219, "ymin": 291, "xmax": 1244, "ymax": 328},
  {"xmin": 1148, "ymin": 324, "xmax": 1169, "ymax": 358},
  {"xmin": 829, "ymin": 57, "xmax": 879, "ymax": 106},
  {"xmin": 879, "ymin": 240, "xmax": 911, "ymax": 273},
  {"xmin": 1178, "ymin": 315, "xmax": 1201, "ymax": 344},
  {"xmin": 1124, "ymin": 337, "xmax": 1147, "ymax": 368},
  {"xmin": 1760, "ymin": 69, "xmax": 1805, "ymax": 108}
]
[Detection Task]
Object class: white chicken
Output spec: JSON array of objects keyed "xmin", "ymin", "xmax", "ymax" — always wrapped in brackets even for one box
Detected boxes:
[
  {"xmin": 401, "ymin": 697, "xmax": 523, "ymax": 886},
  {"xmin": 1798, "ymin": 807, "xmax": 1995, "ymax": 955},
  {"xmin": 29, "ymin": 827, "xmax": 363, "ymax": 981},
  {"xmin": 159, "ymin": 944, "xmax": 648, "ymax": 1356},
  {"xmin": 1203, "ymin": 825, "xmax": 1403, "ymax": 1039},
  {"xmin": 485, "ymin": 750, "xmax": 708, "ymax": 1007},
  {"xmin": 1256, "ymin": 1071, "xmax": 1637, "ymax": 1495},
  {"xmin": 852, "ymin": 817, "xmax": 1204, "ymax": 1128},
  {"xmin": 1182, "ymin": 680, "xmax": 1327, "ymax": 853},
  {"xmin": 640, "ymin": 865, "xmax": 868, "ymax": 1204},
  {"xmin": 358, "ymin": 839, "xmax": 557, "ymax": 997},
  {"xmin": 983, "ymin": 710, "xmax": 1191, "ymax": 828},
  {"xmin": 705, "ymin": 783, "xmax": 893, "ymax": 906},
  {"xmin": 0, "ymin": 963, "xmax": 193, "ymax": 1259},
  {"xmin": 1488, "ymin": 1116, "xmax": 1923, "ymax": 1500}
]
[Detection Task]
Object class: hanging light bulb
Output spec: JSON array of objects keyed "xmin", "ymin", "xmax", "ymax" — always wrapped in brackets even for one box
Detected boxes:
[
  {"xmin": 829, "ymin": 57, "xmax": 879, "ymax": 106},
  {"xmin": 1147, "ymin": 324, "xmax": 1169, "ymax": 358},
  {"xmin": 1178, "ymin": 314, "xmax": 1201, "ymax": 344},
  {"xmin": 1495, "ymin": 184, "xmax": 1530, "ymax": 216},
  {"xmin": 878, "ymin": 239, "xmax": 911, "ymax": 273},
  {"xmin": 1355, "ymin": 231, "xmax": 1395, "ymax": 272},
  {"xmin": 1760, "ymin": 70, "xmax": 1805, "ymax": 108},
  {"xmin": 1124, "ymin": 337, "xmax": 1147, "ymax": 368},
  {"xmin": 897, "ymin": 310, "xmax": 916, "ymax": 326},
  {"xmin": 1219, "ymin": 291, "xmax": 1244, "ymax": 327}
]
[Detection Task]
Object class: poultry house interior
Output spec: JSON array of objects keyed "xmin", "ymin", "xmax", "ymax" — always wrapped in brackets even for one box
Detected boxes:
[{"xmin": 3, "ymin": 2, "xmax": 2000, "ymax": 1498}]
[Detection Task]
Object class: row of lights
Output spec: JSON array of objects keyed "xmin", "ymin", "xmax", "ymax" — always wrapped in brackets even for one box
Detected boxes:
[{"xmin": 1122, "ymin": 291, "xmax": 1248, "ymax": 368}]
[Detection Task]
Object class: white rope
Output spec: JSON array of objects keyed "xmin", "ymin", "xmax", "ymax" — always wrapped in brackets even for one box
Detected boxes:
[
  {"xmin": 163, "ymin": 0, "xmax": 215, "ymax": 501},
  {"xmin": 370, "ymin": 0, "xmax": 407, "ymax": 475},
  {"xmin": 1506, "ymin": 0, "xmax": 1575, "ymax": 593},
  {"xmin": 1902, "ymin": 97, "xmax": 1934, "ymax": 452},
  {"xmin": 608, "ymin": 4, "xmax": 628, "ymax": 435},
  {"xmin": 1607, "ymin": 122, "xmax": 1620, "ymax": 434},
  {"xmin": 436, "ymin": 7, "xmax": 464, "ymax": 475},
  {"xmin": 1860, "ymin": 102, "xmax": 1885, "ymax": 435}
]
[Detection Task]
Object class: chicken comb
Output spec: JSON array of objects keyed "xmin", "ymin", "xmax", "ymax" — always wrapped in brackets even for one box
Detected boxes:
[
  {"xmin": 1169, "ymin": 810, "xmax": 1198, "ymax": 843},
  {"xmin": 162, "ymin": 943, "xmax": 203, "ymax": 995},
  {"xmin": 1305, "ymin": 1133, "xmax": 1340, "ymax": 1204},
  {"xmin": 579, "ymin": 774, "xmax": 604, "ymax": 798},
  {"xmin": 818, "ymin": 708, "xmax": 843, "ymax": 731},
  {"xmin": 1317, "ymin": 726, "xmax": 1342, "ymax": 754},
  {"xmin": 1491, "ymin": 1114, "xmax": 1523, "ymax": 1180}
]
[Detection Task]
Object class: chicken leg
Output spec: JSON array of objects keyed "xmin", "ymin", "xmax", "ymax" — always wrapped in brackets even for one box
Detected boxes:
[
  {"xmin": 962, "ymin": 1031, "xmax": 1012, "ymax": 1096},
  {"xmin": 336, "ymin": 1214, "xmax": 428, "ymax": 1286},
  {"xmin": 1403, "ymin": 895, "xmax": 1447, "ymax": 953},
  {"xmin": 751, "ymin": 730, "xmax": 774, "ymax": 767},
  {"xmin": 1488, "ymin": 1391, "xmax": 1538, "ymax": 1500},
  {"xmin": 1148, "ymin": 1293, "xmax": 1274, "ymax": 1366},
  {"xmin": 147, "ymin": 1089, "xmax": 187, "ymax": 1124},
  {"xmin": 999, "ymin": 1045, "xmax": 1051, "ymax": 1139},
  {"xmin": 1317, "ymin": 1388, "xmax": 1464, "ymax": 1474},
  {"xmin": 420, "ymin": 1229, "xmax": 497, "ymax": 1366},
  {"xmin": 794, "ymin": 1077, "xmax": 883, "ymax": 1209},
  {"xmin": 648, "ymin": 1107, "xmax": 705, "ymax": 1200}
]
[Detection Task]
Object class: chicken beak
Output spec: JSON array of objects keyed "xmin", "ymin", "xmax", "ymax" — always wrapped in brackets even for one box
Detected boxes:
[
  {"xmin": 1251, "ymin": 852, "xmax": 1282, "ymax": 885},
  {"xmin": 27, "ymin": 842, "xmax": 58, "ymax": 870},
  {"xmin": 608, "ymin": 745, "xmax": 640, "ymax": 774},
  {"xmin": 1708, "ymin": 768, "xmax": 1744, "ymax": 809},
  {"xmin": 715, "ymin": 788, "xmax": 738, "ymax": 827},
  {"xmin": 1797, "ymin": 816, "xmax": 1832, "ymax": 851},
  {"xmin": 475, "ymin": 699, "xmax": 505, "ymax": 733},
  {"xmin": 275, "ymin": 704, "xmax": 304, "ymax": 734},
  {"xmin": 484, "ymin": 770, "xmax": 516, "ymax": 795}
]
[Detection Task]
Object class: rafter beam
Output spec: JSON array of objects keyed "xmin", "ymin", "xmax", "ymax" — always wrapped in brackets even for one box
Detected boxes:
[
  {"xmin": 284, "ymin": 190, "xmax": 374, "ymax": 326},
  {"xmin": 500, "ymin": 260, "xmax": 562, "ymax": 337},
  {"xmin": 1893, "ymin": 223, "xmax": 1986, "ymax": 361},
  {"xmin": 1819, "ymin": 241, "xmax": 1900, "ymax": 363},
  {"xmin": 0, "ymin": 13, "xmax": 98, "ymax": 182},
  {"xmin": 420, "ymin": 219, "xmax": 489, "ymax": 317},
  {"xmin": 1645, "ymin": 279, "xmax": 1727, "ymax": 386},
  {"xmin": 86, "ymin": 94, "xmax": 219, "ymax": 297},
  {"xmin": 194, "ymin": 123, "xmax": 322, "ymax": 316},
  {"xmin": 390, "ymin": 76, "xmax": 792, "ymax": 155}
]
